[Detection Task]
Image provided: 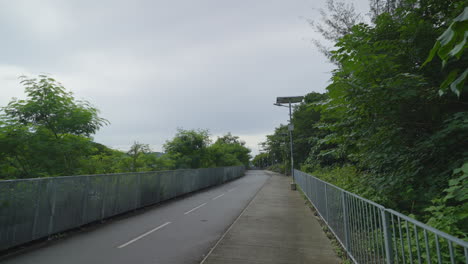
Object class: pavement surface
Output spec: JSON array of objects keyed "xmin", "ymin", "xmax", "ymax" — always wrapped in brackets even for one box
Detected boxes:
[
  {"xmin": 201, "ymin": 171, "xmax": 341, "ymax": 264},
  {"xmin": 1, "ymin": 170, "xmax": 270, "ymax": 264}
]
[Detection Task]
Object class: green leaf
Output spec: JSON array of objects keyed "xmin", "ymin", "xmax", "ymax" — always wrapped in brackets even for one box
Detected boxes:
[
  {"xmin": 450, "ymin": 68, "xmax": 468, "ymax": 97},
  {"xmin": 453, "ymin": 7, "xmax": 468, "ymax": 22},
  {"xmin": 423, "ymin": 41, "xmax": 441, "ymax": 66},
  {"xmin": 440, "ymin": 70, "xmax": 459, "ymax": 91},
  {"xmin": 437, "ymin": 26, "xmax": 455, "ymax": 47},
  {"xmin": 449, "ymin": 30, "xmax": 467, "ymax": 59}
]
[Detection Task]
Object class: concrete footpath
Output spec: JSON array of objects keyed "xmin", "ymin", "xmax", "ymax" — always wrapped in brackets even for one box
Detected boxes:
[{"xmin": 201, "ymin": 171, "xmax": 340, "ymax": 264}]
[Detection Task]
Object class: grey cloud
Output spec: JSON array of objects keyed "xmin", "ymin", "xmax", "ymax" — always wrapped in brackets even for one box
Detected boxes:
[{"xmin": 0, "ymin": 0, "xmax": 369, "ymax": 154}]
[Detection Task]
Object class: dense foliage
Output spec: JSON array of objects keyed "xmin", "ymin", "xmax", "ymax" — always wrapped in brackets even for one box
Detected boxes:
[
  {"xmin": 254, "ymin": 1, "xmax": 467, "ymax": 236},
  {"xmin": 0, "ymin": 76, "xmax": 250, "ymax": 179},
  {"xmin": 163, "ymin": 130, "xmax": 251, "ymax": 169},
  {"xmin": 0, "ymin": 76, "xmax": 108, "ymax": 178}
]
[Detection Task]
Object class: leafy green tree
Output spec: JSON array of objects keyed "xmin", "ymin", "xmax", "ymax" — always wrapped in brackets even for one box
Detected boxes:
[
  {"xmin": 306, "ymin": 0, "xmax": 468, "ymax": 213},
  {"xmin": 258, "ymin": 93, "xmax": 332, "ymax": 171},
  {"xmin": 291, "ymin": 93, "xmax": 329, "ymax": 167},
  {"xmin": 163, "ymin": 129, "xmax": 211, "ymax": 169},
  {"xmin": 424, "ymin": 7, "xmax": 468, "ymax": 96},
  {"xmin": 163, "ymin": 130, "xmax": 251, "ymax": 169},
  {"xmin": 0, "ymin": 75, "xmax": 108, "ymax": 178},
  {"xmin": 260, "ymin": 1, "xmax": 467, "ymax": 238},
  {"xmin": 425, "ymin": 162, "xmax": 468, "ymax": 238},
  {"xmin": 127, "ymin": 142, "xmax": 151, "ymax": 171},
  {"xmin": 4, "ymin": 75, "xmax": 108, "ymax": 137},
  {"xmin": 0, "ymin": 76, "xmax": 250, "ymax": 178},
  {"xmin": 261, "ymin": 125, "xmax": 289, "ymax": 168},
  {"xmin": 309, "ymin": 0, "xmax": 362, "ymax": 59},
  {"xmin": 152, "ymin": 154, "xmax": 176, "ymax": 171},
  {"xmin": 207, "ymin": 133, "xmax": 251, "ymax": 167},
  {"xmin": 77, "ymin": 144, "xmax": 127, "ymax": 174},
  {"xmin": 252, "ymin": 152, "xmax": 270, "ymax": 168}
]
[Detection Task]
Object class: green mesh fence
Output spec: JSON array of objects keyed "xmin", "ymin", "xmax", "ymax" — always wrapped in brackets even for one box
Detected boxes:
[{"xmin": 0, "ymin": 166, "xmax": 245, "ymax": 251}]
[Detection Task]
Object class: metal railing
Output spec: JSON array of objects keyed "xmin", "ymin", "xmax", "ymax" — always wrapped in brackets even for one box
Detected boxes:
[
  {"xmin": 294, "ymin": 170, "xmax": 468, "ymax": 264},
  {"xmin": 0, "ymin": 166, "xmax": 245, "ymax": 251}
]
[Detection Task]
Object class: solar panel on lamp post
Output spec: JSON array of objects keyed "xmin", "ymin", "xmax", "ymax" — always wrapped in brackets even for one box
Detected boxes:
[{"xmin": 274, "ymin": 96, "xmax": 304, "ymax": 190}]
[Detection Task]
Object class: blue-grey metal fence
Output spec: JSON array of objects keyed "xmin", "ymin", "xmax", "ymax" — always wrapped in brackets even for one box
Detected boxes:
[
  {"xmin": 295, "ymin": 169, "xmax": 468, "ymax": 264},
  {"xmin": 0, "ymin": 166, "xmax": 245, "ymax": 251}
]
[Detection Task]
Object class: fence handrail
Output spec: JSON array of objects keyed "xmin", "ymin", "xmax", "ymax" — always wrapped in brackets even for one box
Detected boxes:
[
  {"xmin": 0, "ymin": 166, "xmax": 243, "ymax": 183},
  {"xmin": 304, "ymin": 171, "xmax": 386, "ymax": 210},
  {"xmin": 294, "ymin": 169, "xmax": 468, "ymax": 264}
]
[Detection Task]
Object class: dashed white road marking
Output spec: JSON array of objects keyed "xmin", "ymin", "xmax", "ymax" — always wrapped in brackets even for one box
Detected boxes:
[
  {"xmin": 212, "ymin": 193, "xmax": 225, "ymax": 200},
  {"xmin": 184, "ymin": 203, "xmax": 207, "ymax": 215},
  {"xmin": 117, "ymin": 222, "xmax": 172, "ymax": 249},
  {"xmin": 227, "ymin": 188, "xmax": 236, "ymax": 192}
]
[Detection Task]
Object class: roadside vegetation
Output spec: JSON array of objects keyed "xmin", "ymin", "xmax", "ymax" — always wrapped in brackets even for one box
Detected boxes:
[
  {"xmin": 0, "ymin": 76, "xmax": 250, "ymax": 180},
  {"xmin": 253, "ymin": 0, "xmax": 467, "ymax": 238}
]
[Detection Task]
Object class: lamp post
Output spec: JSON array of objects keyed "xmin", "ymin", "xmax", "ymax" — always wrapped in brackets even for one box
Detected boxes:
[
  {"xmin": 279, "ymin": 132, "xmax": 288, "ymax": 175},
  {"xmin": 274, "ymin": 96, "xmax": 303, "ymax": 190}
]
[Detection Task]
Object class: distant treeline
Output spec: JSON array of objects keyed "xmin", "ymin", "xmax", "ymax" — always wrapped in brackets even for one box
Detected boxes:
[
  {"xmin": 0, "ymin": 76, "xmax": 250, "ymax": 180},
  {"xmin": 254, "ymin": 1, "xmax": 467, "ymax": 239}
]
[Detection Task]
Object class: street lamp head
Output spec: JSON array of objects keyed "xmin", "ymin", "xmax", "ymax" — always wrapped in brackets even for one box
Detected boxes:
[
  {"xmin": 273, "ymin": 103, "xmax": 289, "ymax": 108},
  {"xmin": 276, "ymin": 96, "xmax": 304, "ymax": 104}
]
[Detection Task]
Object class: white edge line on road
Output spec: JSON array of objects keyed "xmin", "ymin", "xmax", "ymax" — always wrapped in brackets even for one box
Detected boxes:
[
  {"xmin": 212, "ymin": 193, "xmax": 225, "ymax": 200},
  {"xmin": 117, "ymin": 221, "xmax": 172, "ymax": 249},
  {"xmin": 227, "ymin": 188, "xmax": 235, "ymax": 192},
  {"xmin": 184, "ymin": 203, "xmax": 207, "ymax": 215},
  {"xmin": 199, "ymin": 174, "xmax": 272, "ymax": 264}
]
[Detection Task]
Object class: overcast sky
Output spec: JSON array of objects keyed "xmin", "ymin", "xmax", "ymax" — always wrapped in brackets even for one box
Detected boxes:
[{"xmin": 0, "ymin": 0, "xmax": 369, "ymax": 155}]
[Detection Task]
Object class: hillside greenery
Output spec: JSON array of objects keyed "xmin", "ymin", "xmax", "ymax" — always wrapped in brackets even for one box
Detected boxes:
[
  {"xmin": 253, "ymin": 1, "xmax": 467, "ymax": 237},
  {"xmin": 0, "ymin": 76, "xmax": 250, "ymax": 180}
]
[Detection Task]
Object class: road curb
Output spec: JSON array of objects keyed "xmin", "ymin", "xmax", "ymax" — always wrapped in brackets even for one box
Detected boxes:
[{"xmin": 199, "ymin": 172, "xmax": 272, "ymax": 264}]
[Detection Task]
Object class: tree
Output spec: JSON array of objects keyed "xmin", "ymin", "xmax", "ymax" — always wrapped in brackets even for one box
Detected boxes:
[
  {"xmin": 261, "ymin": 125, "xmax": 289, "ymax": 168},
  {"xmin": 259, "ymin": 1, "xmax": 467, "ymax": 237},
  {"xmin": 309, "ymin": 0, "xmax": 362, "ymax": 59},
  {"xmin": 163, "ymin": 130, "xmax": 252, "ymax": 169},
  {"xmin": 77, "ymin": 144, "xmax": 127, "ymax": 175},
  {"xmin": 207, "ymin": 133, "xmax": 251, "ymax": 167},
  {"xmin": 163, "ymin": 129, "xmax": 211, "ymax": 169},
  {"xmin": 4, "ymin": 75, "xmax": 108, "ymax": 137},
  {"xmin": 300, "ymin": 0, "xmax": 465, "ymax": 212},
  {"xmin": 291, "ymin": 93, "xmax": 329, "ymax": 167},
  {"xmin": 0, "ymin": 75, "xmax": 108, "ymax": 177},
  {"xmin": 127, "ymin": 142, "xmax": 151, "ymax": 171},
  {"xmin": 252, "ymin": 153, "xmax": 270, "ymax": 168},
  {"xmin": 423, "ymin": 7, "xmax": 468, "ymax": 97}
]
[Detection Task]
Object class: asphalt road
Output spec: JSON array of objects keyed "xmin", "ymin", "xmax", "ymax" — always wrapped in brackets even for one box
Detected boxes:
[{"xmin": 1, "ymin": 170, "xmax": 270, "ymax": 264}]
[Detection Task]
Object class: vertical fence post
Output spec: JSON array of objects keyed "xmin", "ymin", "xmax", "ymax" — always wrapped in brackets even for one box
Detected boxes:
[
  {"xmin": 100, "ymin": 176, "xmax": 107, "ymax": 221},
  {"xmin": 10, "ymin": 182, "xmax": 17, "ymax": 245},
  {"xmin": 381, "ymin": 209, "xmax": 394, "ymax": 264},
  {"xmin": 47, "ymin": 180, "xmax": 57, "ymax": 236},
  {"xmin": 342, "ymin": 192, "xmax": 350, "ymax": 249},
  {"xmin": 324, "ymin": 184, "xmax": 329, "ymax": 222},
  {"xmin": 136, "ymin": 173, "xmax": 141, "ymax": 209},
  {"xmin": 81, "ymin": 176, "xmax": 90, "ymax": 225},
  {"xmin": 31, "ymin": 181, "xmax": 41, "ymax": 240},
  {"xmin": 314, "ymin": 178, "xmax": 319, "ymax": 209}
]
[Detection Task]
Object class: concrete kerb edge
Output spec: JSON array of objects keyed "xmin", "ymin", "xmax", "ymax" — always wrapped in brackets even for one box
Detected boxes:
[{"xmin": 199, "ymin": 171, "xmax": 272, "ymax": 264}]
